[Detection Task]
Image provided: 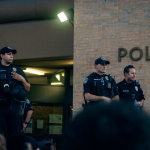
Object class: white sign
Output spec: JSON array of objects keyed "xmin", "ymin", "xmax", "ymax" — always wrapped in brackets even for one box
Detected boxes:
[
  {"xmin": 49, "ymin": 125, "xmax": 62, "ymax": 134},
  {"xmin": 49, "ymin": 114, "xmax": 62, "ymax": 124},
  {"xmin": 37, "ymin": 120, "xmax": 44, "ymax": 129},
  {"xmin": 25, "ymin": 119, "xmax": 33, "ymax": 134}
]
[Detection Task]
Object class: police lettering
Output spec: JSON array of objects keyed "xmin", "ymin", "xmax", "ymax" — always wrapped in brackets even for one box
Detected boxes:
[{"xmin": 118, "ymin": 46, "xmax": 150, "ymax": 62}]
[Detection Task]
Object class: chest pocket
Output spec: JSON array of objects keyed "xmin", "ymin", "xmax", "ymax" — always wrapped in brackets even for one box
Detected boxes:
[
  {"xmin": 92, "ymin": 76, "xmax": 112, "ymax": 96},
  {"xmin": 0, "ymin": 70, "xmax": 10, "ymax": 92},
  {"xmin": 104, "ymin": 78, "xmax": 111, "ymax": 89},
  {"xmin": 0, "ymin": 71, "xmax": 7, "ymax": 80},
  {"xmin": 92, "ymin": 79, "xmax": 102, "ymax": 96}
]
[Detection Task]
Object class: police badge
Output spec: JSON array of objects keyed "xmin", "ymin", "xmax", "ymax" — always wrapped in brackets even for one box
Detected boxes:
[
  {"xmin": 105, "ymin": 76, "xmax": 108, "ymax": 80},
  {"xmin": 12, "ymin": 67, "xmax": 17, "ymax": 72},
  {"xmin": 135, "ymin": 86, "xmax": 138, "ymax": 91}
]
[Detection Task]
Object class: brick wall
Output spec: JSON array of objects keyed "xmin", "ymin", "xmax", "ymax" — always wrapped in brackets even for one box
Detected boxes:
[{"xmin": 74, "ymin": 0, "xmax": 150, "ymax": 116}]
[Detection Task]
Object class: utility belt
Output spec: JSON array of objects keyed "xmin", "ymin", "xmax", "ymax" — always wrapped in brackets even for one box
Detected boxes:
[
  {"xmin": 82, "ymin": 100, "xmax": 106, "ymax": 110},
  {"xmin": 0, "ymin": 98, "xmax": 26, "ymax": 115}
]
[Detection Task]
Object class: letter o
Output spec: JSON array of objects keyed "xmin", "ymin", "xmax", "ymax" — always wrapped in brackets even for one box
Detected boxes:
[{"xmin": 129, "ymin": 47, "xmax": 143, "ymax": 61}]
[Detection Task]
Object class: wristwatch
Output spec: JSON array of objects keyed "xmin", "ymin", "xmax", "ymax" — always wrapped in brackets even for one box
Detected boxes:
[{"xmin": 24, "ymin": 121, "xmax": 29, "ymax": 125}]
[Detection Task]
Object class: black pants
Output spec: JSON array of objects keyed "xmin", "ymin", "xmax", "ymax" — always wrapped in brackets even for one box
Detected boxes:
[{"xmin": 0, "ymin": 106, "xmax": 22, "ymax": 137}]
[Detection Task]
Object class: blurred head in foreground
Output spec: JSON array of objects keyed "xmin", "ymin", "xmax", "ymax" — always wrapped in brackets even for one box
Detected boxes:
[
  {"xmin": 62, "ymin": 101, "xmax": 150, "ymax": 150},
  {"xmin": 0, "ymin": 134, "xmax": 6, "ymax": 150},
  {"xmin": 6, "ymin": 134, "xmax": 32, "ymax": 150}
]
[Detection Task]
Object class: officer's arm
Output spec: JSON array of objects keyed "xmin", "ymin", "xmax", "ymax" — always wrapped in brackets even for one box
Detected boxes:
[
  {"xmin": 140, "ymin": 99, "xmax": 145, "ymax": 104},
  {"xmin": 112, "ymin": 95, "xmax": 119, "ymax": 101},
  {"xmin": 11, "ymin": 71, "xmax": 31, "ymax": 92},
  {"xmin": 137, "ymin": 99, "xmax": 144, "ymax": 107},
  {"xmin": 25, "ymin": 109, "xmax": 33, "ymax": 123},
  {"xmin": 137, "ymin": 85, "xmax": 145, "ymax": 107},
  {"xmin": 112, "ymin": 80, "xmax": 119, "ymax": 101},
  {"xmin": 21, "ymin": 110, "xmax": 33, "ymax": 132},
  {"xmin": 22, "ymin": 79, "xmax": 31, "ymax": 92},
  {"xmin": 85, "ymin": 93, "xmax": 111, "ymax": 102}
]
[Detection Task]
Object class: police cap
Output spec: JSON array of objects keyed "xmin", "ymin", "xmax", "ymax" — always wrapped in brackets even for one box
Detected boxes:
[
  {"xmin": 95, "ymin": 57, "xmax": 110, "ymax": 65},
  {"xmin": 0, "ymin": 47, "xmax": 17, "ymax": 55}
]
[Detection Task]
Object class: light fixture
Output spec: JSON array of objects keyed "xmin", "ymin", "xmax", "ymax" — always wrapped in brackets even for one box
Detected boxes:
[
  {"xmin": 51, "ymin": 82, "xmax": 63, "ymax": 85},
  {"xmin": 56, "ymin": 74, "xmax": 60, "ymax": 81},
  {"xmin": 23, "ymin": 69, "xmax": 45, "ymax": 75},
  {"xmin": 57, "ymin": 12, "xmax": 68, "ymax": 22},
  {"xmin": 61, "ymin": 73, "xmax": 64, "ymax": 76},
  {"xmin": 57, "ymin": 8, "xmax": 74, "ymax": 27}
]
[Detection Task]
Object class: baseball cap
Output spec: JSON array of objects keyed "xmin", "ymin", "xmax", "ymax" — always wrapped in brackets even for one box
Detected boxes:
[
  {"xmin": 95, "ymin": 57, "xmax": 110, "ymax": 65},
  {"xmin": 0, "ymin": 47, "xmax": 17, "ymax": 55}
]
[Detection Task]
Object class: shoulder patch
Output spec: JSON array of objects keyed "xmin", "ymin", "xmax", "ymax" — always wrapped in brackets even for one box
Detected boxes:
[
  {"xmin": 26, "ymin": 99, "xmax": 30, "ymax": 104},
  {"xmin": 84, "ymin": 78, "xmax": 88, "ymax": 84}
]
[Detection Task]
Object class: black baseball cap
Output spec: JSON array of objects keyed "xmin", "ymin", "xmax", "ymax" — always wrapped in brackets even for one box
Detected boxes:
[
  {"xmin": 0, "ymin": 47, "xmax": 17, "ymax": 55},
  {"xmin": 95, "ymin": 57, "xmax": 110, "ymax": 65}
]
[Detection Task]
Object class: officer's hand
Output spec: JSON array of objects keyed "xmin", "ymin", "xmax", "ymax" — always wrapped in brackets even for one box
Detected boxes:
[
  {"xmin": 137, "ymin": 101, "xmax": 143, "ymax": 107},
  {"xmin": 11, "ymin": 72, "xmax": 25, "ymax": 82},
  {"xmin": 21, "ymin": 123, "xmax": 28, "ymax": 132},
  {"xmin": 103, "ymin": 97, "xmax": 111, "ymax": 102}
]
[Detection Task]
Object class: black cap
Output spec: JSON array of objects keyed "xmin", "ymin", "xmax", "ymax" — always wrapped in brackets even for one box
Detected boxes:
[
  {"xmin": 95, "ymin": 57, "xmax": 110, "ymax": 65},
  {"xmin": 0, "ymin": 47, "xmax": 17, "ymax": 55}
]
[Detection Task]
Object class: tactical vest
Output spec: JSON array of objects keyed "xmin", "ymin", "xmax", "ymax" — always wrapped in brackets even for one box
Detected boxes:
[
  {"xmin": 0, "ymin": 65, "xmax": 25, "ymax": 100},
  {"xmin": 0, "ymin": 64, "xmax": 26, "ymax": 115},
  {"xmin": 90, "ymin": 72, "xmax": 114, "ymax": 98},
  {"xmin": 0, "ymin": 65, "xmax": 18, "ymax": 92}
]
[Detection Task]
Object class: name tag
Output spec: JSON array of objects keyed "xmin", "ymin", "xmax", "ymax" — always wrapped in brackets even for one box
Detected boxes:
[{"xmin": 123, "ymin": 90, "xmax": 129, "ymax": 92}]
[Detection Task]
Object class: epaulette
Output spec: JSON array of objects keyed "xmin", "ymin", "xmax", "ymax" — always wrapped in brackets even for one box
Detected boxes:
[
  {"xmin": 135, "ymin": 80, "xmax": 139, "ymax": 86},
  {"xmin": 103, "ymin": 74, "xmax": 113, "ymax": 82},
  {"xmin": 108, "ymin": 74, "xmax": 113, "ymax": 81},
  {"xmin": 89, "ymin": 72, "xmax": 96, "ymax": 77}
]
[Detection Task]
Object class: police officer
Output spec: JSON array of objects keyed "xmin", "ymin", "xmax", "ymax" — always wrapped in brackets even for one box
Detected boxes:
[
  {"xmin": 21, "ymin": 97, "xmax": 33, "ymax": 134},
  {"xmin": 0, "ymin": 46, "xmax": 31, "ymax": 136},
  {"xmin": 83, "ymin": 57, "xmax": 119, "ymax": 107},
  {"xmin": 117, "ymin": 65, "xmax": 145, "ymax": 107}
]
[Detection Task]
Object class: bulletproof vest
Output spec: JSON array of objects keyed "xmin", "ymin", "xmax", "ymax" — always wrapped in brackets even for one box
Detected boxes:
[
  {"xmin": 0, "ymin": 65, "xmax": 18, "ymax": 92},
  {"xmin": 90, "ymin": 72, "xmax": 113, "ymax": 98},
  {"xmin": 0, "ymin": 65, "xmax": 26, "ymax": 100}
]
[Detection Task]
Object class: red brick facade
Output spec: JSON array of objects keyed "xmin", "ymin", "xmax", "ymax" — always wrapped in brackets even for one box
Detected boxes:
[{"xmin": 73, "ymin": 0, "xmax": 150, "ymax": 116}]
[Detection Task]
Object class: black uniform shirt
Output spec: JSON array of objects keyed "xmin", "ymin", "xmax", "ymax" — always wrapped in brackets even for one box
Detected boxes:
[
  {"xmin": 83, "ymin": 73, "xmax": 119, "ymax": 102},
  {"xmin": 117, "ymin": 79, "xmax": 145, "ymax": 103}
]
